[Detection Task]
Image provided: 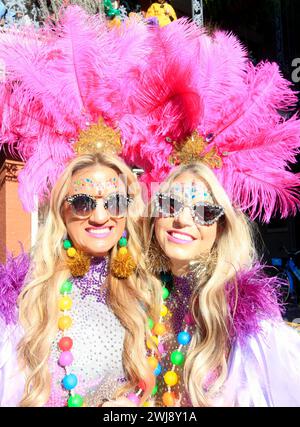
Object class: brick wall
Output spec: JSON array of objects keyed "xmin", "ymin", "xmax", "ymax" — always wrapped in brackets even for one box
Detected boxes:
[{"xmin": 0, "ymin": 159, "xmax": 31, "ymax": 263}]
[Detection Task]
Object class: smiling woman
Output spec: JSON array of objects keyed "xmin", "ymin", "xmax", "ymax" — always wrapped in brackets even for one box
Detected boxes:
[
  {"xmin": 0, "ymin": 153, "xmax": 160, "ymax": 407},
  {"xmin": 140, "ymin": 162, "xmax": 300, "ymax": 407}
]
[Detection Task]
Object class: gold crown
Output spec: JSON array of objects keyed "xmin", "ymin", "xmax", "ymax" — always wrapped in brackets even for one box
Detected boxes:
[
  {"xmin": 74, "ymin": 118, "xmax": 122, "ymax": 155},
  {"xmin": 169, "ymin": 131, "xmax": 223, "ymax": 169}
]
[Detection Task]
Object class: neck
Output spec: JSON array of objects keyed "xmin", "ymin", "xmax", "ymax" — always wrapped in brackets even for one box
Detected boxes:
[{"xmin": 170, "ymin": 261, "xmax": 190, "ymax": 277}]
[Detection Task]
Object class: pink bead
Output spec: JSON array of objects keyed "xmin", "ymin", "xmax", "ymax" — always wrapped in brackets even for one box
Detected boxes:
[
  {"xmin": 58, "ymin": 351, "xmax": 73, "ymax": 367},
  {"xmin": 184, "ymin": 312, "xmax": 195, "ymax": 326},
  {"xmin": 127, "ymin": 393, "xmax": 141, "ymax": 405},
  {"xmin": 158, "ymin": 343, "xmax": 165, "ymax": 354}
]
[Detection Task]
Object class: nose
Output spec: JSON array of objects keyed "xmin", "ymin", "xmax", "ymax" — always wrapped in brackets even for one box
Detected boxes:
[
  {"xmin": 174, "ymin": 206, "xmax": 194, "ymax": 227},
  {"xmin": 89, "ymin": 199, "xmax": 110, "ymax": 224}
]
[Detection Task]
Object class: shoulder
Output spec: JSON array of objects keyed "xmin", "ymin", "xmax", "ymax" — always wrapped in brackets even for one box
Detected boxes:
[{"xmin": 226, "ymin": 262, "xmax": 284, "ymax": 343}]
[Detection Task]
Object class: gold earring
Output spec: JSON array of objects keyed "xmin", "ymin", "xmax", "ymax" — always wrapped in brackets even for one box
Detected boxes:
[
  {"xmin": 111, "ymin": 231, "xmax": 136, "ymax": 279},
  {"xmin": 63, "ymin": 238, "xmax": 91, "ymax": 277}
]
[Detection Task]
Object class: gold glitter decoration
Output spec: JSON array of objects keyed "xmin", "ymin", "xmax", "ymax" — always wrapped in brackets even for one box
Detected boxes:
[
  {"xmin": 66, "ymin": 250, "xmax": 91, "ymax": 277},
  {"xmin": 170, "ymin": 131, "xmax": 223, "ymax": 169},
  {"xmin": 74, "ymin": 118, "xmax": 122, "ymax": 156},
  {"xmin": 111, "ymin": 252, "xmax": 136, "ymax": 279}
]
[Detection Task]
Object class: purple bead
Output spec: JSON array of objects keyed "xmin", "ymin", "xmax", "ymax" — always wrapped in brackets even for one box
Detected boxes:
[
  {"xmin": 184, "ymin": 312, "xmax": 195, "ymax": 326},
  {"xmin": 122, "ymin": 230, "xmax": 128, "ymax": 238},
  {"xmin": 127, "ymin": 393, "xmax": 140, "ymax": 405},
  {"xmin": 58, "ymin": 351, "xmax": 73, "ymax": 367}
]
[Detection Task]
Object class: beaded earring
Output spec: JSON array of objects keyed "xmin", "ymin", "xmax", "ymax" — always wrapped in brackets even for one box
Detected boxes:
[
  {"xmin": 63, "ymin": 238, "xmax": 90, "ymax": 277},
  {"xmin": 110, "ymin": 230, "xmax": 136, "ymax": 279}
]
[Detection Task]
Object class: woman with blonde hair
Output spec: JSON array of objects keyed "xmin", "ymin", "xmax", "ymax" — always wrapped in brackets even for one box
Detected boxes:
[
  {"xmin": 118, "ymin": 19, "xmax": 300, "ymax": 406},
  {"xmin": 139, "ymin": 162, "xmax": 300, "ymax": 407},
  {"xmin": 0, "ymin": 152, "xmax": 159, "ymax": 407}
]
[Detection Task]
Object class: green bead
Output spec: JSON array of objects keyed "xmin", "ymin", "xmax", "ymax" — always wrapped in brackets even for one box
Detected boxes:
[
  {"xmin": 151, "ymin": 384, "xmax": 158, "ymax": 396},
  {"xmin": 63, "ymin": 239, "xmax": 72, "ymax": 250},
  {"xmin": 170, "ymin": 350, "xmax": 184, "ymax": 366},
  {"xmin": 60, "ymin": 280, "xmax": 73, "ymax": 294},
  {"xmin": 67, "ymin": 394, "xmax": 84, "ymax": 407},
  {"xmin": 148, "ymin": 318, "xmax": 154, "ymax": 330},
  {"xmin": 162, "ymin": 287, "xmax": 169, "ymax": 300},
  {"xmin": 119, "ymin": 237, "xmax": 127, "ymax": 247},
  {"xmin": 160, "ymin": 271, "xmax": 172, "ymax": 284}
]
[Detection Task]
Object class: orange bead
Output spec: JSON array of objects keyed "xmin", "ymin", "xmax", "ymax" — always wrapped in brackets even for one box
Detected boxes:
[
  {"xmin": 153, "ymin": 323, "xmax": 166, "ymax": 336},
  {"xmin": 147, "ymin": 356, "xmax": 158, "ymax": 369},
  {"xmin": 162, "ymin": 392, "xmax": 175, "ymax": 407},
  {"xmin": 164, "ymin": 371, "xmax": 178, "ymax": 386},
  {"xmin": 58, "ymin": 315, "xmax": 72, "ymax": 330}
]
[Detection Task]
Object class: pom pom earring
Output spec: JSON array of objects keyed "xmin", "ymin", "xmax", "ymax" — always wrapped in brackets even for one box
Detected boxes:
[
  {"xmin": 110, "ymin": 231, "xmax": 136, "ymax": 279},
  {"xmin": 63, "ymin": 238, "xmax": 91, "ymax": 277}
]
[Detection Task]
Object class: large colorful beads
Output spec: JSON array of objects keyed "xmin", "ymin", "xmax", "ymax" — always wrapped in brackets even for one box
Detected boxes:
[
  {"xmin": 147, "ymin": 356, "xmax": 159, "ymax": 369},
  {"xmin": 58, "ymin": 351, "xmax": 73, "ymax": 367},
  {"xmin": 160, "ymin": 305, "xmax": 168, "ymax": 317},
  {"xmin": 148, "ymin": 318, "xmax": 154, "ymax": 330},
  {"xmin": 170, "ymin": 350, "xmax": 184, "ymax": 366},
  {"xmin": 153, "ymin": 323, "xmax": 166, "ymax": 336},
  {"xmin": 62, "ymin": 373, "xmax": 78, "ymax": 390},
  {"xmin": 63, "ymin": 239, "xmax": 72, "ymax": 250},
  {"xmin": 164, "ymin": 371, "xmax": 178, "ymax": 386},
  {"xmin": 58, "ymin": 336, "xmax": 73, "ymax": 351},
  {"xmin": 153, "ymin": 363, "xmax": 162, "ymax": 376},
  {"xmin": 68, "ymin": 394, "xmax": 84, "ymax": 407},
  {"xmin": 127, "ymin": 393, "xmax": 140, "ymax": 405},
  {"xmin": 162, "ymin": 287, "xmax": 169, "ymax": 300},
  {"xmin": 60, "ymin": 280, "xmax": 73, "ymax": 294},
  {"xmin": 138, "ymin": 380, "xmax": 146, "ymax": 391},
  {"xmin": 162, "ymin": 391, "xmax": 175, "ymax": 407},
  {"xmin": 177, "ymin": 331, "xmax": 191, "ymax": 346},
  {"xmin": 119, "ymin": 247, "xmax": 128, "ymax": 255},
  {"xmin": 59, "ymin": 296, "xmax": 72, "ymax": 311},
  {"xmin": 151, "ymin": 384, "xmax": 158, "ymax": 396},
  {"xmin": 58, "ymin": 315, "xmax": 72, "ymax": 330},
  {"xmin": 146, "ymin": 336, "xmax": 158, "ymax": 350}
]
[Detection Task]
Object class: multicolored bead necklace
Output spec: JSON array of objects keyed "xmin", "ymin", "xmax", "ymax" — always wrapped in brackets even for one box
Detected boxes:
[{"xmin": 129, "ymin": 272, "xmax": 195, "ymax": 407}]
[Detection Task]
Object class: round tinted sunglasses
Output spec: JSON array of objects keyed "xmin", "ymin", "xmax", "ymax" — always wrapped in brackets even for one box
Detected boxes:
[
  {"xmin": 64, "ymin": 192, "xmax": 133, "ymax": 219},
  {"xmin": 154, "ymin": 193, "xmax": 224, "ymax": 225}
]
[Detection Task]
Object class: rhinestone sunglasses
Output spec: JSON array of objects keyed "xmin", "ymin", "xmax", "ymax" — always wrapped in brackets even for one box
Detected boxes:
[
  {"xmin": 154, "ymin": 193, "xmax": 224, "ymax": 225},
  {"xmin": 64, "ymin": 192, "xmax": 133, "ymax": 219}
]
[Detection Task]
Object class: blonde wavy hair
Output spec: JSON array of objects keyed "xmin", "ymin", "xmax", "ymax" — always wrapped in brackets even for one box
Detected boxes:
[
  {"xmin": 143, "ymin": 162, "xmax": 259, "ymax": 407},
  {"xmin": 17, "ymin": 153, "xmax": 161, "ymax": 407}
]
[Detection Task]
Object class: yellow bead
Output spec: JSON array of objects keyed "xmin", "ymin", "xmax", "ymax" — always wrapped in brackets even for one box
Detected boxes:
[
  {"xmin": 146, "ymin": 336, "xmax": 159, "ymax": 350},
  {"xmin": 153, "ymin": 323, "xmax": 166, "ymax": 336},
  {"xmin": 162, "ymin": 391, "xmax": 175, "ymax": 407},
  {"xmin": 119, "ymin": 247, "xmax": 128, "ymax": 255},
  {"xmin": 147, "ymin": 356, "xmax": 158, "ymax": 369},
  {"xmin": 67, "ymin": 247, "xmax": 77, "ymax": 258},
  {"xmin": 160, "ymin": 305, "xmax": 168, "ymax": 317},
  {"xmin": 59, "ymin": 296, "xmax": 72, "ymax": 311},
  {"xmin": 58, "ymin": 315, "xmax": 72, "ymax": 330},
  {"xmin": 164, "ymin": 371, "xmax": 178, "ymax": 386},
  {"xmin": 143, "ymin": 401, "xmax": 150, "ymax": 407}
]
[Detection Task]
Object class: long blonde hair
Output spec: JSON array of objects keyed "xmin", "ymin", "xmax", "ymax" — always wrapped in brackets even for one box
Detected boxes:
[
  {"xmin": 143, "ymin": 162, "xmax": 258, "ymax": 406},
  {"xmin": 17, "ymin": 153, "xmax": 160, "ymax": 407}
]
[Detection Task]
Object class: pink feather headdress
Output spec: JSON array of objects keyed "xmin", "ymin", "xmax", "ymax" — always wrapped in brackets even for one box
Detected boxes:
[
  {"xmin": 0, "ymin": 6, "xmax": 150, "ymax": 211},
  {"xmin": 120, "ymin": 19, "xmax": 300, "ymax": 223}
]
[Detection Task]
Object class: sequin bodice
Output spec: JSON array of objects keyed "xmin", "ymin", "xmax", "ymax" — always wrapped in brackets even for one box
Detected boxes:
[{"xmin": 46, "ymin": 258, "xmax": 126, "ymax": 407}]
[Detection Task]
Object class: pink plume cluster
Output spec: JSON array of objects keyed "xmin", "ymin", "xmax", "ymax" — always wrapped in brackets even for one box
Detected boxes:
[
  {"xmin": 121, "ymin": 19, "xmax": 300, "ymax": 223},
  {"xmin": 0, "ymin": 6, "xmax": 150, "ymax": 211}
]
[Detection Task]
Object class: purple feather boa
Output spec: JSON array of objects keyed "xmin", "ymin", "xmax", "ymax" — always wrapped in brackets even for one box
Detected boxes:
[
  {"xmin": 226, "ymin": 261, "xmax": 285, "ymax": 343},
  {"xmin": 0, "ymin": 249, "xmax": 30, "ymax": 325}
]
